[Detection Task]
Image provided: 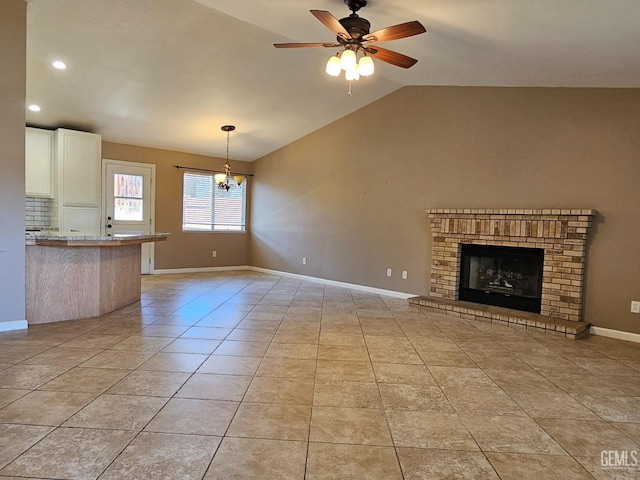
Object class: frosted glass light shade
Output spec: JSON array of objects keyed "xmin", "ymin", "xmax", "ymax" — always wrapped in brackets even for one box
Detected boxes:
[
  {"xmin": 233, "ymin": 175, "xmax": 245, "ymax": 185},
  {"xmin": 326, "ymin": 55, "xmax": 342, "ymax": 76},
  {"xmin": 214, "ymin": 173, "xmax": 227, "ymax": 184},
  {"xmin": 359, "ymin": 56, "xmax": 374, "ymax": 76},
  {"xmin": 340, "ymin": 49, "xmax": 356, "ymax": 70},
  {"xmin": 345, "ymin": 64, "xmax": 360, "ymax": 81}
]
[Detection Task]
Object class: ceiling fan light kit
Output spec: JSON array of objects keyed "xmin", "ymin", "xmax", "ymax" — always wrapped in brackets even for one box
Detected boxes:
[{"xmin": 274, "ymin": 0, "xmax": 426, "ymax": 93}]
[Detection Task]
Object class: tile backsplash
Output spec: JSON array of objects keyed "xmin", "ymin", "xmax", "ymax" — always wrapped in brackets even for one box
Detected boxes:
[{"xmin": 26, "ymin": 196, "xmax": 56, "ymax": 229}]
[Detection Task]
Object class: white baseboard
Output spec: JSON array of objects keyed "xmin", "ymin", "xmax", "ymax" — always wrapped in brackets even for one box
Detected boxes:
[
  {"xmin": 248, "ymin": 267, "xmax": 414, "ymax": 299},
  {"xmin": 590, "ymin": 326, "xmax": 640, "ymax": 343},
  {"xmin": 151, "ymin": 265, "xmax": 413, "ymax": 299},
  {"xmin": 152, "ymin": 266, "xmax": 251, "ymax": 275},
  {"xmin": 0, "ymin": 320, "xmax": 28, "ymax": 332}
]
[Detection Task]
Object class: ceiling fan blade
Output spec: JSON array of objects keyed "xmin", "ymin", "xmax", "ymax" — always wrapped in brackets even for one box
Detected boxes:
[
  {"xmin": 274, "ymin": 42, "xmax": 339, "ymax": 48},
  {"xmin": 362, "ymin": 21, "xmax": 426, "ymax": 43},
  {"xmin": 310, "ymin": 10, "xmax": 352, "ymax": 40},
  {"xmin": 364, "ymin": 45, "xmax": 418, "ymax": 68}
]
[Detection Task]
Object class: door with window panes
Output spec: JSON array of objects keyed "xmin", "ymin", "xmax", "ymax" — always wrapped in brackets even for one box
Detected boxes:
[{"xmin": 103, "ymin": 160, "xmax": 155, "ymax": 274}]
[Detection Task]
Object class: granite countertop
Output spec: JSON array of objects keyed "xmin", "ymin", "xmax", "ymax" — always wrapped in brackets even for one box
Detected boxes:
[{"xmin": 26, "ymin": 232, "xmax": 170, "ymax": 246}]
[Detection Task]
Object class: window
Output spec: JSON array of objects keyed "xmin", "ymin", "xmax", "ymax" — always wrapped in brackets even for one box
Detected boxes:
[
  {"xmin": 182, "ymin": 171, "xmax": 246, "ymax": 232},
  {"xmin": 113, "ymin": 173, "xmax": 144, "ymax": 221}
]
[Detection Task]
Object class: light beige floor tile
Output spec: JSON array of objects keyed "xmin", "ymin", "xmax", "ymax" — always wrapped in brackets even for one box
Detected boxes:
[
  {"xmin": 612, "ymin": 422, "xmax": 640, "ymax": 443},
  {"xmin": 509, "ymin": 391, "xmax": 600, "ymax": 420},
  {"xmin": 443, "ymin": 385, "xmax": 527, "ymax": 416},
  {"xmin": 162, "ymin": 338, "xmax": 220, "ymax": 354},
  {"xmin": 63, "ymin": 394, "xmax": 168, "ymax": 430},
  {"xmin": 0, "ymin": 390, "xmax": 95, "ymax": 426},
  {"xmin": 225, "ymin": 328, "xmax": 274, "ymax": 342},
  {"xmin": 318, "ymin": 344, "xmax": 369, "ymax": 362},
  {"xmin": 20, "ymin": 347, "xmax": 102, "ymax": 367},
  {"xmin": 536, "ymin": 418, "xmax": 640, "ymax": 457},
  {"xmin": 486, "ymin": 452, "xmax": 594, "ymax": 480},
  {"xmin": 137, "ymin": 352, "xmax": 208, "ymax": 372},
  {"xmin": 462, "ymin": 415, "xmax": 567, "ymax": 455},
  {"xmin": 316, "ymin": 360, "xmax": 375, "ymax": 383},
  {"xmin": 212, "ymin": 340, "xmax": 270, "ymax": 357},
  {"xmin": 59, "ymin": 333, "xmax": 128, "ymax": 350},
  {"xmin": 318, "ymin": 332, "xmax": 365, "ymax": 346},
  {"xmin": 365, "ymin": 336, "xmax": 423, "ymax": 364},
  {"xmin": 256, "ymin": 357, "xmax": 317, "ymax": 379},
  {"xmin": 205, "ymin": 437, "xmax": 307, "ymax": 480},
  {"xmin": 227, "ymin": 403, "xmax": 311, "ymax": 441},
  {"xmin": 180, "ymin": 326, "xmax": 232, "ymax": 340},
  {"xmin": 542, "ymin": 371, "xmax": 627, "ymax": 396},
  {"xmin": 429, "ymin": 366, "xmax": 499, "ymax": 389},
  {"xmin": 198, "ymin": 355, "xmax": 262, "ymax": 375},
  {"xmin": 387, "ymin": 411, "xmax": 479, "ymax": 450},
  {"xmin": 310, "ymin": 406, "xmax": 392, "ymax": 445},
  {"xmin": 0, "ymin": 389, "xmax": 30, "ymax": 409},
  {"xmin": 145, "ymin": 398, "xmax": 238, "ymax": 436},
  {"xmin": 379, "ymin": 384, "xmax": 454, "ymax": 412},
  {"xmin": 573, "ymin": 395, "xmax": 640, "ymax": 422},
  {"xmin": 0, "ymin": 364, "xmax": 70, "ymax": 389},
  {"xmin": 314, "ymin": 381, "xmax": 382, "ymax": 408},
  {"xmin": 271, "ymin": 331, "xmax": 319, "ymax": 344},
  {"xmin": 100, "ymin": 432, "xmax": 220, "ymax": 480},
  {"xmin": 109, "ymin": 335, "xmax": 174, "ymax": 353},
  {"xmin": 0, "ymin": 424, "xmax": 54, "ymax": 470},
  {"xmin": 483, "ymin": 366, "xmax": 562, "ymax": 393},
  {"xmin": 574, "ymin": 454, "xmax": 639, "ymax": 479},
  {"xmin": 306, "ymin": 443, "xmax": 403, "ymax": 480},
  {"xmin": 79, "ymin": 349, "xmax": 155, "ymax": 369},
  {"xmin": 372, "ymin": 363, "xmax": 437, "ymax": 385},
  {"xmin": 244, "ymin": 377, "xmax": 314, "ymax": 405},
  {"xmin": 106, "ymin": 370, "xmax": 190, "ymax": 396},
  {"xmin": 417, "ymin": 349, "xmax": 478, "ymax": 367},
  {"xmin": 38, "ymin": 366, "xmax": 130, "ymax": 393},
  {"xmin": 0, "ymin": 427, "xmax": 135, "ymax": 479},
  {"xmin": 398, "ymin": 447, "xmax": 500, "ymax": 480},
  {"xmin": 176, "ymin": 373, "xmax": 252, "ymax": 401},
  {"xmin": 266, "ymin": 342, "xmax": 318, "ymax": 360}
]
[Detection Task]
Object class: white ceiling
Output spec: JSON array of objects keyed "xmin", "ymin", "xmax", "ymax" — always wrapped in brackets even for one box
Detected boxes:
[{"xmin": 25, "ymin": 0, "xmax": 640, "ymax": 161}]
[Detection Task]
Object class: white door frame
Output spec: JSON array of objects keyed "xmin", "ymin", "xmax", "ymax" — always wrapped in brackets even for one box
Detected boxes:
[{"xmin": 102, "ymin": 159, "xmax": 157, "ymax": 273}]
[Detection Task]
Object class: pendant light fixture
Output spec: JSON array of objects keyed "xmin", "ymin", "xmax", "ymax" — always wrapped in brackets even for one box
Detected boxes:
[{"xmin": 214, "ymin": 125, "xmax": 245, "ymax": 191}]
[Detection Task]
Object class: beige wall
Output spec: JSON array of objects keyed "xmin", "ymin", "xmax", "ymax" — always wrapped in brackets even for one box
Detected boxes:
[
  {"xmin": 102, "ymin": 142, "xmax": 252, "ymax": 270},
  {"xmin": 0, "ymin": 0, "xmax": 27, "ymax": 329},
  {"xmin": 250, "ymin": 86, "xmax": 640, "ymax": 334}
]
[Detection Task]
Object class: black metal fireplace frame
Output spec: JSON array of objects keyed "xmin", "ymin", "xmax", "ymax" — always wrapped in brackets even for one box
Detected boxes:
[{"xmin": 458, "ymin": 244, "xmax": 544, "ymax": 313}]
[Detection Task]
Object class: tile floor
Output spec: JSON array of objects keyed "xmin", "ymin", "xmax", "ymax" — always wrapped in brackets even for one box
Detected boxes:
[{"xmin": 0, "ymin": 271, "xmax": 639, "ymax": 479}]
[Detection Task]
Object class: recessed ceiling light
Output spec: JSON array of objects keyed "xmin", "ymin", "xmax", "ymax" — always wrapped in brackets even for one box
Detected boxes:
[
  {"xmin": 52, "ymin": 60, "xmax": 66, "ymax": 69},
  {"xmin": 28, "ymin": 104, "xmax": 41, "ymax": 112}
]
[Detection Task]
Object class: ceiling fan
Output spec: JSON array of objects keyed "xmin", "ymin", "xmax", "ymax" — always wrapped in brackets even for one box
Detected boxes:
[{"xmin": 274, "ymin": 0, "xmax": 426, "ymax": 81}]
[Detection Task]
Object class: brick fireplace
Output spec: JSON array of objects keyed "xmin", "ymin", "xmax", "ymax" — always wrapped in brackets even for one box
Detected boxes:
[{"xmin": 410, "ymin": 209, "xmax": 597, "ymax": 339}]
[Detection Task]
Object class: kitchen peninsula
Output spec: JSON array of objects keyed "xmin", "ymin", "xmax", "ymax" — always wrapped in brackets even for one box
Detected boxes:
[{"xmin": 26, "ymin": 232, "xmax": 169, "ymax": 324}]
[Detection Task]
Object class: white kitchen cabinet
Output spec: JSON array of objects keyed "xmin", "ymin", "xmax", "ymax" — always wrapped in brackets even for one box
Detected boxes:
[
  {"xmin": 55, "ymin": 129, "xmax": 102, "ymax": 233},
  {"xmin": 25, "ymin": 127, "xmax": 54, "ymax": 197},
  {"xmin": 60, "ymin": 206, "xmax": 102, "ymax": 233}
]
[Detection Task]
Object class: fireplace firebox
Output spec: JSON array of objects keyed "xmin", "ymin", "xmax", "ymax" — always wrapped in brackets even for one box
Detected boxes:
[{"xmin": 459, "ymin": 244, "xmax": 544, "ymax": 313}]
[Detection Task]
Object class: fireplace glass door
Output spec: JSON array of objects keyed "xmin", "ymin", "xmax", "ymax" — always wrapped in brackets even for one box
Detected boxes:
[{"xmin": 459, "ymin": 244, "xmax": 544, "ymax": 313}]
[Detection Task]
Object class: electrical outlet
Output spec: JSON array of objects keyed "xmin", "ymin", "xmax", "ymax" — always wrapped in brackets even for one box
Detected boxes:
[
  {"xmin": 631, "ymin": 301, "xmax": 640, "ymax": 314},
  {"xmin": 402, "ymin": 270, "xmax": 408, "ymax": 280},
  {"xmin": 386, "ymin": 268, "xmax": 392, "ymax": 277},
  {"xmin": 302, "ymin": 257, "xmax": 307, "ymax": 265},
  {"xmin": 212, "ymin": 250, "xmax": 217, "ymax": 258}
]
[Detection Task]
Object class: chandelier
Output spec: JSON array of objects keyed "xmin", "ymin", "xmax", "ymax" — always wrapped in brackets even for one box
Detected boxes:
[{"xmin": 214, "ymin": 125, "xmax": 245, "ymax": 191}]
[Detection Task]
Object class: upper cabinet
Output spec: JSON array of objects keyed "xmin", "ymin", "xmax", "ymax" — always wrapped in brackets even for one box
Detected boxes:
[
  {"xmin": 25, "ymin": 127, "xmax": 54, "ymax": 197},
  {"xmin": 56, "ymin": 128, "xmax": 102, "ymax": 208}
]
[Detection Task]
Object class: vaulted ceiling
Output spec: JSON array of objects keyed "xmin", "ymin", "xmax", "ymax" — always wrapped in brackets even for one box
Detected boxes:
[{"xmin": 25, "ymin": 0, "xmax": 640, "ymax": 161}]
